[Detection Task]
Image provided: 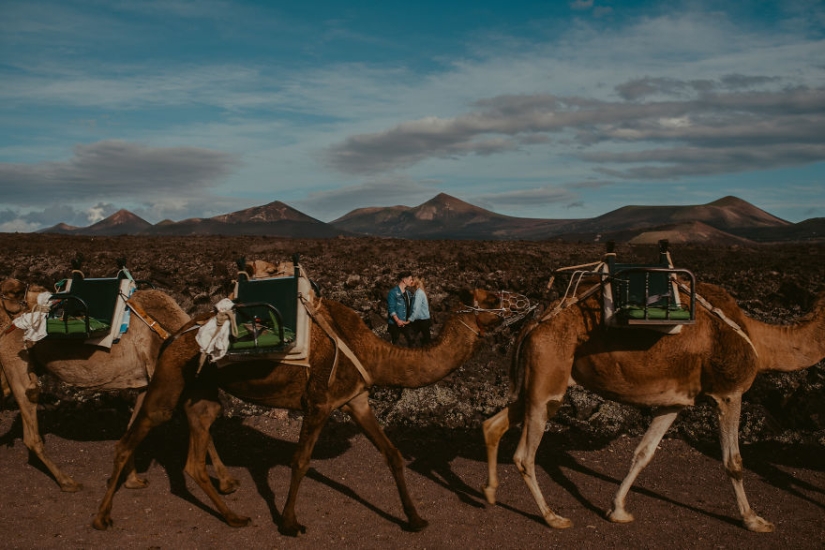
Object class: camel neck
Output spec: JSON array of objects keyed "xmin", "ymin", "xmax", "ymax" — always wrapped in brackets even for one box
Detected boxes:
[
  {"xmin": 368, "ymin": 314, "xmax": 483, "ymax": 388},
  {"xmin": 749, "ymin": 294, "xmax": 825, "ymax": 373}
]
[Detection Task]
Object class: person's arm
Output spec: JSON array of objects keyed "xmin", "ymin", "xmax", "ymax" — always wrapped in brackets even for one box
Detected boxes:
[
  {"xmin": 388, "ymin": 288, "xmax": 404, "ymax": 325},
  {"xmin": 408, "ymin": 290, "xmax": 424, "ymax": 321}
]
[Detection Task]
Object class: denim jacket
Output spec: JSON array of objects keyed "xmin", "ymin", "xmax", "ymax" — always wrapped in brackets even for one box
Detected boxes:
[
  {"xmin": 407, "ymin": 288, "xmax": 430, "ymax": 322},
  {"xmin": 387, "ymin": 285, "xmax": 412, "ymax": 325}
]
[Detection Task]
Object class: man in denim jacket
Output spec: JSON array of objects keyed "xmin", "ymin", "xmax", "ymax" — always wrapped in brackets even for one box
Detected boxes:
[{"xmin": 387, "ymin": 271, "xmax": 414, "ymax": 345}]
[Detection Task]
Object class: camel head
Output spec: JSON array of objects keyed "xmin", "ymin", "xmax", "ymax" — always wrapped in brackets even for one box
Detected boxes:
[
  {"xmin": 0, "ymin": 278, "xmax": 29, "ymax": 320},
  {"xmin": 459, "ymin": 288, "xmax": 534, "ymax": 332},
  {"xmin": 243, "ymin": 260, "xmax": 292, "ymax": 279}
]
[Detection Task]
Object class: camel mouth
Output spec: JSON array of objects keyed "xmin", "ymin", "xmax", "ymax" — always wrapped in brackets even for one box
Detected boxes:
[
  {"xmin": 495, "ymin": 291, "xmax": 535, "ymax": 325},
  {"xmin": 497, "ymin": 291, "xmax": 532, "ymax": 315},
  {"xmin": 460, "ymin": 291, "xmax": 535, "ymax": 321}
]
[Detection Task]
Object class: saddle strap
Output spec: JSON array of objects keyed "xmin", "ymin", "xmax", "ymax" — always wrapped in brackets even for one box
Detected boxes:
[
  {"xmin": 676, "ymin": 282, "xmax": 758, "ymax": 357},
  {"xmin": 299, "ymin": 295, "xmax": 373, "ymax": 387},
  {"xmin": 126, "ymin": 299, "xmax": 171, "ymax": 340},
  {"xmin": 540, "ymin": 281, "xmax": 602, "ymax": 322}
]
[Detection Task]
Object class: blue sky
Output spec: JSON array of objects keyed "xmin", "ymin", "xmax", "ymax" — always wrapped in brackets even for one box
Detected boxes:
[{"xmin": 1, "ymin": 0, "xmax": 823, "ymax": 231}]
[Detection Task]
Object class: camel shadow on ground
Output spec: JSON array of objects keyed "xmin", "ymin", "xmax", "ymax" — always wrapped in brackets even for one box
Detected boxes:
[
  {"xmin": 397, "ymin": 425, "xmax": 825, "ymax": 530},
  {"xmin": 686, "ymin": 438, "xmax": 825, "ymax": 512},
  {"xmin": 3, "ymin": 397, "xmax": 822, "ymax": 532}
]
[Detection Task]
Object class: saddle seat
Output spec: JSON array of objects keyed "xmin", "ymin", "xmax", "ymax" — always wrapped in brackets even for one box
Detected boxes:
[
  {"xmin": 604, "ymin": 240, "xmax": 695, "ymax": 330},
  {"xmin": 227, "ymin": 266, "xmax": 300, "ymax": 355},
  {"xmin": 46, "ymin": 268, "xmax": 134, "ymax": 343}
]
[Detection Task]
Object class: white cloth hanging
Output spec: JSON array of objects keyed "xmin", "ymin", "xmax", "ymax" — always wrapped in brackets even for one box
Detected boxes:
[
  {"xmin": 13, "ymin": 292, "xmax": 52, "ymax": 342},
  {"xmin": 195, "ymin": 298, "xmax": 235, "ymax": 362}
]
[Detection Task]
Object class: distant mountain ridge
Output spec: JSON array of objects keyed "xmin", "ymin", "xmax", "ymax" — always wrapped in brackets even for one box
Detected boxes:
[{"xmin": 35, "ymin": 195, "xmax": 822, "ymax": 243}]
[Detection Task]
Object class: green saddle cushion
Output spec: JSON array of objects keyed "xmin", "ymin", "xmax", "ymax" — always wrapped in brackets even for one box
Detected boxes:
[
  {"xmin": 46, "ymin": 317, "xmax": 111, "ymax": 336},
  {"xmin": 618, "ymin": 306, "xmax": 691, "ymax": 320},
  {"xmin": 229, "ymin": 324, "xmax": 296, "ymax": 350}
]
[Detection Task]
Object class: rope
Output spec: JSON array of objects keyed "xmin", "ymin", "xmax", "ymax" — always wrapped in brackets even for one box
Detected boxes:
[
  {"xmin": 299, "ymin": 295, "xmax": 373, "ymax": 387},
  {"xmin": 676, "ymin": 281, "xmax": 758, "ymax": 356}
]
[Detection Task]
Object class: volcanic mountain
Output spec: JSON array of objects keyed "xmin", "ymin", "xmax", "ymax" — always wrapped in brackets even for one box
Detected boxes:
[
  {"xmin": 553, "ymin": 196, "xmax": 790, "ymax": 240},
  {"xmin": 330, "ymin": 193, "xmax": 572, "ymax": 239},
  {"xmin": 39, "ymin": 210, "xmax": 152, "ymax": 236},
  {"xmin": 143, "ymin": 201, "xmax": 349, "ymax": 238},
  {"xmin": 32, "ymin": 194, "xmax": 816, "ymax": 243}
]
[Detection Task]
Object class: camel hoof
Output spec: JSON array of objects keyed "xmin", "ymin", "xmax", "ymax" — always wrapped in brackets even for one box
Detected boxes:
[
  {"xmin": 607, "ymin": 508, "xmax": 635, "ymax": 524},
  {"xmin": 545, "ymin": 514, "xmax": 573, "ymax": 529},
  {"xmin": 219, "ymin": 477, "xmax": 241, "ymax": 495},
  {"xmin": 124, "ymin": 476, "xmax": 149, "ymax": 490},
  {"xmin": 278, "ymin": 521, "xmax": 307, "ymax": 537},
  {"xmin": 482, "ymin": 485, "xmax": 497, "ymax": 505},
  {"xmin": 59, "ymin": 480, "xmax": 83, "ymax": 493},
  {"xmin": 92, "ymin": 515, "xmax": 113, "ymax": 531},
  {"xmin": 25, "ymin": 386, "xmax": 41, "ymax": 402},
  {"xmin": 406, "ymin": 516, "xmax": 429, "ymax": 532},
  {"xmin": 744, "ymin": 515, "xmax": 775, "ymax": 533},
  {"xmin": 225, "ymin": 513, "xmax": 252, "ymax": 528}
]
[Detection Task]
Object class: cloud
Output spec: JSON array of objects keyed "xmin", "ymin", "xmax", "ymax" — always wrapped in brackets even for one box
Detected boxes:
[
  {"xmin": 615, "ymin": 74, "xmax": 784, "ymax": 101},
  {"xmin": 326, "ymin": 83, "xmax": 825, "ymax": 182},
  {"xmin": 472, "ymin": 185, "xmax": 578, "ymax": 210},
  {"xmin": 588, "ymin": 143, "xmax": 825, "ymax": 179},
  {"xmin": 0, "ymin": 140, "xmax": 239, "ymax": 207},
  {"xmin": 570, "ymin": 0, "xmax": 594, "ymax": 10}
]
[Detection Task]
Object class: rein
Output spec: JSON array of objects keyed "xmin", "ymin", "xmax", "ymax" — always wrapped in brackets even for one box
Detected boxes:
[{"xmin": 453, "ymin": 291, "xmax": 535, "ymax": 336}]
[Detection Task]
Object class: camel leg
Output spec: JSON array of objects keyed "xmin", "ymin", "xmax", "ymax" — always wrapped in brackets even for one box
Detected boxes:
[
  {"xmin": 713, "ymin": 394, "xmax": 775, "ymax": 533},
  {"xmin": 1, "ymin": 356, "xmax": 81, "ymax": 492},
  {"xmin": 93, "ymin": 400, "xmax": 178, "ymax": 530},
  {"xmin": 182, "ymin": 396, "xmax": 250, "ymax": 527},
  {"xmin": 93, "ymin": 358, "xmax": 190, "ymax": 531},
  {"xmin": 513, "ymin": 398, "xmax": 572, "ymax": 529},
  {"xmin": 207, "ymin": 437, "xmax": 240, "ymax": 495},
  {"xmin": 122, "ymin": 391, "xmax": 150, "ymax": 489},
  {"xmin": 482, "ymin": 398, "xmax": 525, "ymax": 505},
  {"xmin": 607, "ymin": 406, "xmax": 681, "ymax": 523},
  {"xmin": 342, "ymin": 392, "xmax": 428, "ymax": 532},
  {"xmin": 279, "ymin": 402, "xmax": 333, "ymax": 536}
]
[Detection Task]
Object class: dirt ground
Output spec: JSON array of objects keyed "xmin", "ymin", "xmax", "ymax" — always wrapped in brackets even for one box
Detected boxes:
[
  {"xmin": 1, "ymin": 236, "xmax": 823, "ymax": 549},
  {"xmin": 0, "ymin": 406, "xmax": 823, "ymax": 550}
]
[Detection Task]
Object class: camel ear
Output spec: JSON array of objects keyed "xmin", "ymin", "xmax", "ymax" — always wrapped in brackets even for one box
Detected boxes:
[{"xmin": 458, "ymin": 288, "xmax": 474, "ymax": 306}]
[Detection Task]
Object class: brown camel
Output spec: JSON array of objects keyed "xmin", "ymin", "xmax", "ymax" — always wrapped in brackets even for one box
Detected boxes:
[
  {"xmin": 93, "ymin": 288, "xmax": 532, "ymax": 535},
  {"xmin": 0, "ymin": 278, "xmax": 236, "ymax": 493},
  {"xmin": 482, "ymin": 280, "xmax": 825, "ymax": 533}
]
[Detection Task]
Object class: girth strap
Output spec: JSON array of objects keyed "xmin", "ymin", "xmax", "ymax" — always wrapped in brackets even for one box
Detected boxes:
[{"xmin": 299, "ymin": 295, "xmax": 372, "ymax": 387}]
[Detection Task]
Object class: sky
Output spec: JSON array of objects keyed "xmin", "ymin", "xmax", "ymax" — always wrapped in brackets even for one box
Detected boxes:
[{"xmin": 1, "ymin": 0, "xmax": 824, "ymax": 232}]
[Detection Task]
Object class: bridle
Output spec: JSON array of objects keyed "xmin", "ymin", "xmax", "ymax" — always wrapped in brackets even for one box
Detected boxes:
[
  {"xmin": 454, "ymin": 291, "xmax": 535, "ymax": 336},
  {"xmin": 0, "ymin": 279, "xmax": 29, "ymax": 326}
]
